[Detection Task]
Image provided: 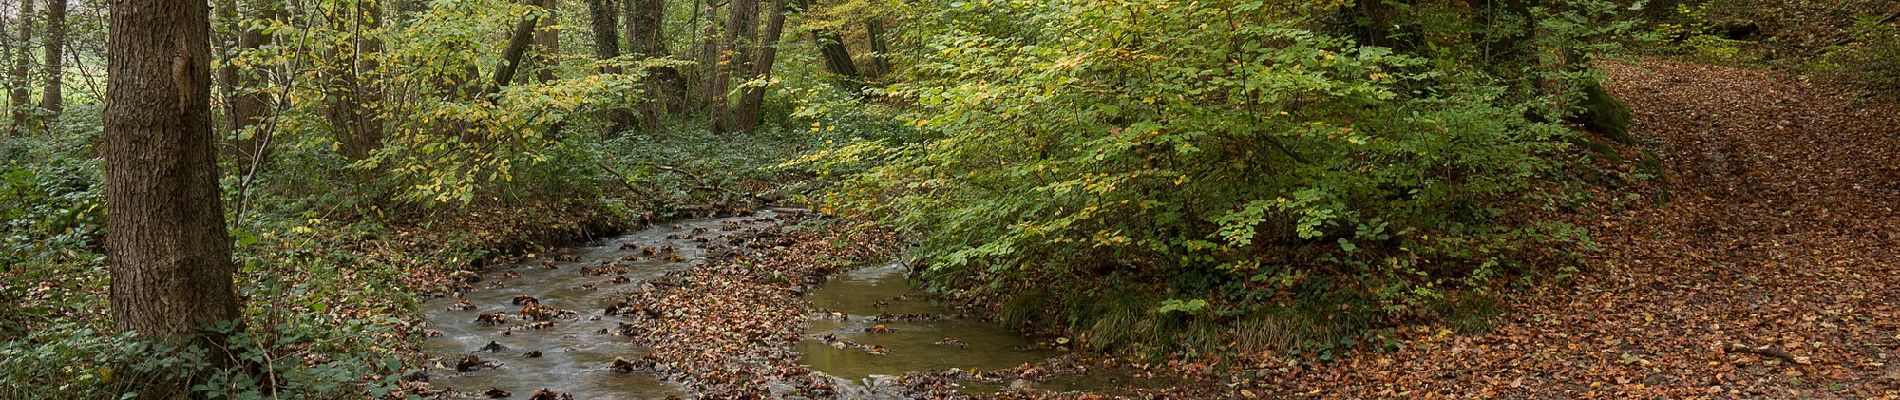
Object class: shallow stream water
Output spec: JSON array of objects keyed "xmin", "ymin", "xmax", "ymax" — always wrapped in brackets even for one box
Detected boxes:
[
  {"xmin": 796, "ymin": 262, "xmax": 1056, "ymax": 381},
  {"xmin": 420, "ymin": 213, "xmax": 778, "ymax": 399},
  {"xmin": 418, "ymin": 212, "xmax": 1142, "ymax": 399}
]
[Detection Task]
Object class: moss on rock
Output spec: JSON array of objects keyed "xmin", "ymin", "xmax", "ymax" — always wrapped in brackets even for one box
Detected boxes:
[{"xmin": 1575, "ymin": 82, "xmax": 1635, "ymax": 144}]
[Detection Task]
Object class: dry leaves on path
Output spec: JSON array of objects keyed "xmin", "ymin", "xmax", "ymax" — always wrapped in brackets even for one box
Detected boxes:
[{"xmin": 1250, "ymin": 58, "xmax": 1900, "ymax": 399}]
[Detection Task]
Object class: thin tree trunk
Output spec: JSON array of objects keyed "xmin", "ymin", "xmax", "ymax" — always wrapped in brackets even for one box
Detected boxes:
[
  {"xmin": 532, "ymin": 0, "xmax": 563, "ymax": 139},
  {"xmin": 490, "ymin": 13, "xmax": 541, "ymax": 93},
  {"xmin": 394, "ymin": 0, "xmax": 426, "ymax": 26},
  {"xmin": 588, "ymin": 0, "xmax": 633, "ymax": 136},
  {"xmin": 217, "ymin": 0, "xmax": 238, "ymax": 135},
  {"xmin": 689, "ymin": 0, "xmax": 716, "ymax": 119},
  {"xmin": 1, "ymin": 9, "xmax": 15, "ymax": 136},
  {"xmin": 814, "ymin": 31, "xmax": 858, "ymax": 87},
  {"xmin": 731, "ymin": 0, "xmax": 782, "ymax": 133},
  {"xmin": 708, "ymin": 0, "xmax": 756, "ymax": 134},
  {"xmin": 104, "ymin": 0, "xmax": 242, "ymax": 396},
  {"xmin": 354, "ymin": 0, "xmax": 386, "ymax": 162},
  {"xmin": 9, "ymin": 0, "xmax": 34, "ymax": 131},
  {"xmin": 38, "ymin": 0, "xmax": 63, "ymax": 117}
]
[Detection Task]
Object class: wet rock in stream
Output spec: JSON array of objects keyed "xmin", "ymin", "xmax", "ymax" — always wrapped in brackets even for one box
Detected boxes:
[
  {"xmin": 419, "ymin": 210, "xmax": 1182, "ymax": 399},
  {"xmin": 418, "ymin": 213, "xmax": 783, "ymax": 399}
]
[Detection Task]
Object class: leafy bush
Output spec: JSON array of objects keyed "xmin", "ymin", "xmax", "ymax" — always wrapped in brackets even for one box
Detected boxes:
[
  {"xmin": 1810, "ymin": 16, "xmax": 1900, "ymax": 97},
  {"xmin": 794, "ymin": 0, "xmax": 1608, "ymax": 354},
  {"xmin": 0, "ymin": 318, "xmax": 406, "ymax": 399},
  {"xmin": 1648, "ymin": 2, "xmax": 1762, "ymax": 64}
]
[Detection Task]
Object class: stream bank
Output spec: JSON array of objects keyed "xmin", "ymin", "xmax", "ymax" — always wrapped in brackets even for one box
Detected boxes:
[
  {"xmin": 409, "ymin": 208, "xmax": 1229, "ymax": 399},
  {"xmin": 416, "ymin": 212, "xmax": 784, "ymax": 398},
  {"xmin": 609, "ymin": 216, "xmax": 1228, "ymax": 399}
]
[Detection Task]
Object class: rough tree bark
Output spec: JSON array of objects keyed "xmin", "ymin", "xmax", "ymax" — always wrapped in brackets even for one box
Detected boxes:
[
  {"xmin": 1, "ymin": 10, "xmax": 14, "ymax": 136},
  {"xmin": 490, "ymin": 13, "xmax": 542, "ymax": 93},
  {"xmin": 588, "ymin": 0, "xmax": 634, "ymax": 136},
  {"xmin": 39, "ymin": 0, "xmax": 63, "ymax": 117},
  {"xmin": 731, "ymin": 0, "xmax": 783, "ymax": 133},
  {"xmin": 625, "ymin": 0, "xmax": 682, "ymax": 124},
  {"xmin": 534, "ymin": 0, "xmax": 558, "ymax": 84},
  {"xmin": 217, "ymin": 0, "xmax": 276, "ymax": 166},
  {"xmin": 230, "ymin": 0, "xmax": 278, "ymax": 166},
  {"xmin": 864, "ymin": 19, "xmax": 890, "ymax": 79},
  {"xmin": 325, "ymin": 0, "xmax": 386, "ymax": 162},
  {"xmin": 9, "ymin": 0, "xmax": 33, "ymax": 131},
  {"xmin": 708, "ymin": 0, "xmax": 757, "ymax": 134},
  {"xmin": 103, "ymin": 0, "xmax": 243, "ymax": 395},
  {"xmin": 792, "ymin": 0, "xmax": 859, "ymax": 91},
  {"xmin": 813, "ymin": 31, "xmax": 858, "ymax": 80}
]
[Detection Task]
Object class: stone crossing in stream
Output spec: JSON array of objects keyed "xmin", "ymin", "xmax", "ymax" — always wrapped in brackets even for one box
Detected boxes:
[{"xmin": 419, "ymin": 212, "xmax": 784, "ymax": 399}]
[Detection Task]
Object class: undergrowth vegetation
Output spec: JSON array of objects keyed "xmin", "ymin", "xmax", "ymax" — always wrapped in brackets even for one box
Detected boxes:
[
  {"xmin": 6, "ymin": 0, "xmax": 1889, "ymax": 395},
  {"xmin": 0, "ymin": 111, "xmax": 832, "ymax": 397},
  {"xmin": 790, "ymin": 0, "xmax": 1627, "ymax": 357},
  {"xmin": 1643, "ymin": 0, "xmax": 1900, "ymax": 97}
]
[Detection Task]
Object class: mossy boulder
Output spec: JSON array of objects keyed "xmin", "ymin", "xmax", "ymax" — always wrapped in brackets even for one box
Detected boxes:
[{"xmin": 1572, "ymin": 82, "xmax": 1634, "ymax": 144}]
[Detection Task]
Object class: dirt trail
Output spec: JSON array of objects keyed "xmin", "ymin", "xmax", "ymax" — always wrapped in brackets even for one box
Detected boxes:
[{"xmin": 1263, "ymin": 59, "xmax": 1900, "ymax": 398}]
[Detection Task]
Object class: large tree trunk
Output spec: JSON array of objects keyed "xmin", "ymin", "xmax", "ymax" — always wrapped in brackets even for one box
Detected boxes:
[
  {"xmin": 588, "ymin": 0, "xmax": 634, "ymax": 136},
  {"xmin": 813, "ymin": 31, "xmax": 859, "ymax": 89},
  {"xmin": 534, "ymin": 0, "xmax": 558, "ymax": 83},
  {"xmin": 39, "ymin": 0, "xmax": 64, "ymax": 117},
  {"xmin": 792, "ymin": 0, "xmax": 858, "ymax": 89},
  {"xmin": 623, "ymin": 0, "xmax": 661, "ymax": 129},
  {"xmin": 863, "ymin": 19, "xmax": 890, "ymax": 79},
  {"xmin": 689, "ymin": 0, "xmax": 717, "ymax": 119},
  {"xmin": 224, "ymin": 0, "xmax": 279, "ymax": 167},
  {"xmin": 9, "ymin": 0, "xmax": 33, "ymax": 131},
  {"xmin": 708, "ymin": 0, "xmax": 756, "ymax": 134},
  {"xmin": 103, "ymin": 0, "xmax": 243, "ymax": 394},
  {"xmin": 1, "ymin": 10, "xmax": 14, "ymax": 136},
  {"xmin": 624, "ymin": 0, "xmax": 681, "ymax": 125},
  {"xmin": 325, "ymin": 0, "xmax": 386, "ymax": 162},
  {"xmin": 731, "ymin": 0, "xmax": 783, "ymax": 133}
]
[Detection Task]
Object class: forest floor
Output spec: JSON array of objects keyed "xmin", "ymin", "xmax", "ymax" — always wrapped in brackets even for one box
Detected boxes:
[
  {"xmin": 404, "ymin": 58, "xmax": 1900, "ymax": 399},
  {"xmin": 1249, "ymin": 58, "xmax": 1900, "ymax": 398}
]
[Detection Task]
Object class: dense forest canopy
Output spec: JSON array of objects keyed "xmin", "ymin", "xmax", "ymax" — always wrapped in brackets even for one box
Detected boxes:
[{"xmin": 1, "ymin": 0, "xmax": 1896, "ymax": 397}]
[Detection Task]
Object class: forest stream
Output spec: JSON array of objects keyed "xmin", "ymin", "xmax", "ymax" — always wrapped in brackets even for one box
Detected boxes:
[
  {"xmin": 417, "ymin": 212, "xmax": 1102, "ymax": 398},
  {"xmin": 416, "ymin": 213, "xmax": 770, "ymax": 399}
]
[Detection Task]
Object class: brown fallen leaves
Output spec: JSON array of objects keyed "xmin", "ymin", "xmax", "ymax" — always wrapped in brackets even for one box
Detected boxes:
[
  {"xmin": 420, "ymin": 59, "xmax": 1898, "ymax": 398},
  {"xmin": 1233, "ymin": 58, "xmax": 1900, "ymax": 398},
  {"xmin": 615, "ymin": 217, "xmax": 903, "ymax": 397}
]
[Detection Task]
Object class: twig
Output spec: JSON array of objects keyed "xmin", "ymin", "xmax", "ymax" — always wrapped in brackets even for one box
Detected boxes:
[
  {"xmin": 233, "ymin": 2, "xmax": 320, "ymax": 223},
  {"xmin": 596, "ymin": 161, "xmax": 659, "ymax": 199},
  {"xmin": 1724, "ymin": 342, "xmax": 1807, "ymax": 364},
  {"xmin": 630, "ymin": 161, "xmax": 740, "ymax": 196}
]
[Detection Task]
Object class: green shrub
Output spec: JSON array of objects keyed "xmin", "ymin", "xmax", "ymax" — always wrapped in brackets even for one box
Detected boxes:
[
  {"xmin": 1810, "ymin": 16, "xmax": 1900, "ymax": 97},
  {"xmin": 1646, "ymin": 2, "xmax": 1763, "ymax": 64},
  {"xmin": 0, "ymin": 319, "xmax": 407, "ymax": 399},
  {"xmin": 793, "ymin": 0, "xmax": 1607, "ymax": 354}
]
